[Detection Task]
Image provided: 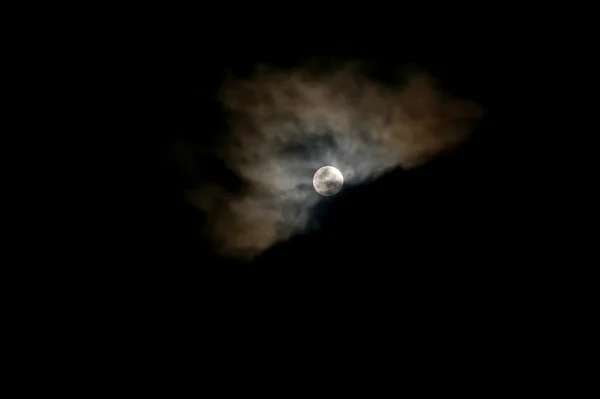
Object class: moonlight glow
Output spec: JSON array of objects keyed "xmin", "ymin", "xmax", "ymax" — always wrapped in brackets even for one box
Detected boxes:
[
  {"xmin": 313, "ymin": 166, "xmax": 344, "ymax": 196},
  {"xmin": 190, "ymin": 66, "xmax": 484, "ymax": 259}
]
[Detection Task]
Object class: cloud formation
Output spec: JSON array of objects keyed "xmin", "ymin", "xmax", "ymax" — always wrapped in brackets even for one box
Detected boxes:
[{"xmin": 189, "ymin": 64, "xmax": 483, "ymax": 259}]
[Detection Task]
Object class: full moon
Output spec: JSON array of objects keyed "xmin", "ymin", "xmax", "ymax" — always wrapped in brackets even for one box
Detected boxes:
[{"xmin": 313, "ymin": 166, "xmax": 344, "ymax": 196}]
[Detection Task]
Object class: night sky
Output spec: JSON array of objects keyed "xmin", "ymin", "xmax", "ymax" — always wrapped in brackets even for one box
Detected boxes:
[{"xmin": 137, "ymin": 20, "xmax": 546, "ymax": 320}]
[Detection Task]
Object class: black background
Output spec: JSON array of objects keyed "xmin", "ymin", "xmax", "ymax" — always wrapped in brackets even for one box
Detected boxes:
[{"xmin": 129, "ymin": 16, "xmax": 552, "ymax": 327}]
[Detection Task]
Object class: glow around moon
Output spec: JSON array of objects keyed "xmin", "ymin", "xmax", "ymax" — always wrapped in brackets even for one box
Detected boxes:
[{"xmin": 313, "ymin": 166, "xmax": 344, "ymax": 196}]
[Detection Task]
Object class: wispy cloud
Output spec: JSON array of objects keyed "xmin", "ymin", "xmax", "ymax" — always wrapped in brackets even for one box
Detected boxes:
[{"xmin": 189, "ymin": 64, "xmax": 483, "ymax": 259}]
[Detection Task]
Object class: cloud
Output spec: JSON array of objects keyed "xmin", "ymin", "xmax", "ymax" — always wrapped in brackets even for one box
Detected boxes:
[{"xmin": 188, "ymin": 64, "xmax": 483, "ymax": 260}]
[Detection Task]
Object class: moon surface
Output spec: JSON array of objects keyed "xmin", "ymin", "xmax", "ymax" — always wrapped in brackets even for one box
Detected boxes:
[{"xmin": 313, "ymin": 166, "xmax": 344, "ymax": 196}]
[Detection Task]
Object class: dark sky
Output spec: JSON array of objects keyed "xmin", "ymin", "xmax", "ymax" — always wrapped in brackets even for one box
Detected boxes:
[{"xmin": 138, "ymin": 21, "xmax": 544, "ymax": 318}]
